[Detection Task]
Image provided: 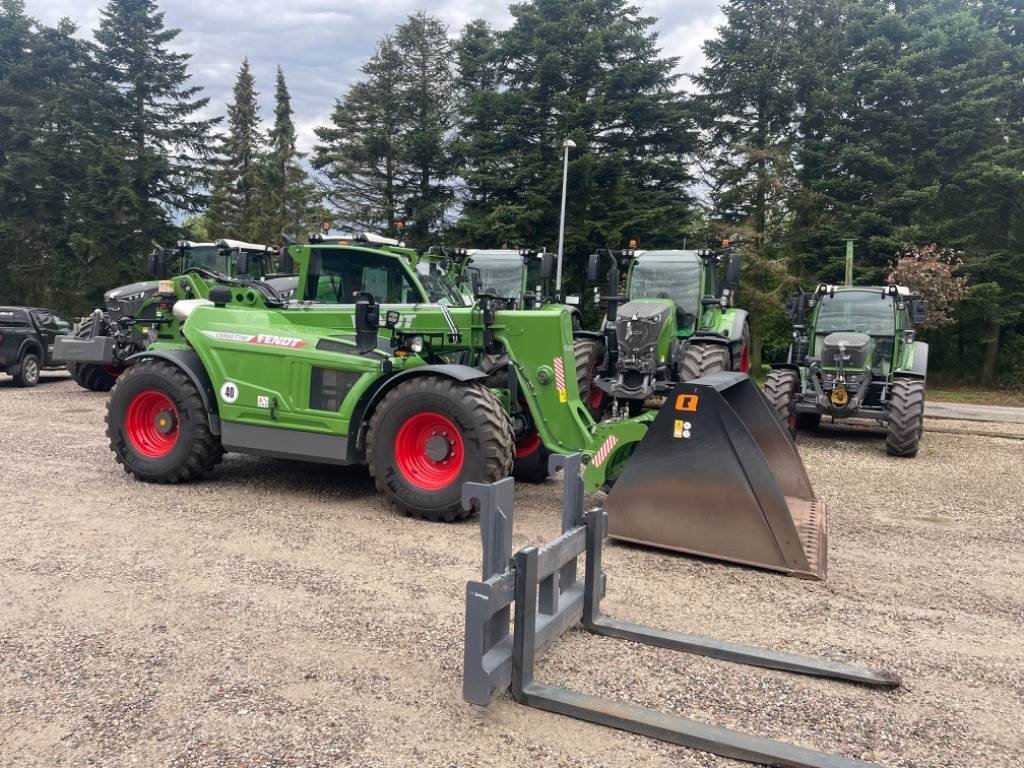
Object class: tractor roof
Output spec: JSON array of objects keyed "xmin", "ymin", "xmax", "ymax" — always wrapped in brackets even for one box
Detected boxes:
[
  {"xmin": 634, "ymin": 249, "xmax": 701, "ymax": 262},
  {"xmin": 816, "ymin": 284, "xmax": 912, "ymax": 296}
]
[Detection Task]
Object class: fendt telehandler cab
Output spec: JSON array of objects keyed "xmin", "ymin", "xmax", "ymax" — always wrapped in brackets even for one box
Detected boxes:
[
  {"xmin": 583, "ymin": 243, "xmax": 750, "ymax": 417},
  {"xmin": 103, "ymin": 240, "xmax": 828, "ymax": 578},
  {"xmin": 57, "ymin": 239, "xmax": 294, "ymax": 391},
  {"xmin": 763, "ymin": 284, "xmax": 929, "ymax": 457}
]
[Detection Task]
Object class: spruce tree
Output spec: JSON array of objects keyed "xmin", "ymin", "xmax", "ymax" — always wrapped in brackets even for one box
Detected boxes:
[
  {"xmin": 456, "ymin": 0, "xmax": 694, "ymax": 270},
  {"xmin": 254, "ymin": 66, "xmax": 324, "ymax": 243},
  {"xmin": 207, "ymin": 58, "xmax": 264, "ymax": 240},
  {"xmin": 93, "ymin": 0, "xmax": 215, "ymax": 253},
  {"xmin": 313, "ymin": 37, "xmax": 405, "ymax": 235}
]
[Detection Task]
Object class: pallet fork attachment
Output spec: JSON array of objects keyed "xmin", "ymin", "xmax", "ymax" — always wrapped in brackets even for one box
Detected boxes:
[
  {"xmin": 606, "ymin": 372, "xmax": 827, "ymax": 579},
  {"xmin": 463, "ymin": 455, "xmax": 899, "ymax": 768}
]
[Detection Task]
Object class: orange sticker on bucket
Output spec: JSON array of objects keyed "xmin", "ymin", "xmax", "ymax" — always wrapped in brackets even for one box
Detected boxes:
[{"xmin": 675, "ymin": 394, "xmax": 699, "ymax": 412}]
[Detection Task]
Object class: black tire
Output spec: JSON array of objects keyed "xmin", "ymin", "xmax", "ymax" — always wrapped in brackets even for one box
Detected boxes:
[
  {"xmin": 574, "ymin": 337, "xmax": 606, "ymax": 419},
  {"xmin": 677, "ymin": 343, "xmax": 730, "ymax": 381},
  {"xmin": 67, "ymin": 317, "xmax": 121, "ymax": 392},
  {"xmin": 512, "ymin": 441, "xmax": 550, "ymax": 483},
  {"xmin": 106, "ymin": 358, "xmax": 223, "ymax": 483},
  {"xmin": 13, "ymin": 351, "xmax": 40, "ymax": 387},
  {"xmin": 367, "ymin": 376, "xmax": 514, "ymax": 522},
  {"xmin": 763, "ymin": 368, "xmax": 800, "ymax": 436},
  {"xmin": 886, "ymin": 377, "xmax": 925, "ymax": 458}
]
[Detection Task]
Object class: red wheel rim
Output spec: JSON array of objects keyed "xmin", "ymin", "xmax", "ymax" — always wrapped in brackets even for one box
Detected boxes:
[
  {"xmin": 394, "ymin": 412, "xmax": 465, "ymax": 490},
  {"xmin": 515, "ymin": 430, "xmax": 541, "ymax": 459},
  {"xmin": 125, "ymin": 389, "xmax": 179, "ymax": 458},
  {"xmin": 740, "ymin": 343, "xmax": 750, "ymax": 373}
]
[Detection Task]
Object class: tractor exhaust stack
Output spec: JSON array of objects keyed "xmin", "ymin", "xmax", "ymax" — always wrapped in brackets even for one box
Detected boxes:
[{"xmin": 605, "ymin": 372, "xmax": 826, "ymax": 579}]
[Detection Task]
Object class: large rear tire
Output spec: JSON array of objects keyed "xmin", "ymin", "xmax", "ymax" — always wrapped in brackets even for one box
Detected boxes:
[
  {"xmin": 677, "ymin": 343, "xmax": 730, "ymax": 381},
  {"xmin": 763, "ymin": 368, "xmax": 801, "ymax": 435},
  {"xmin": 107, "ymin": 359, "xmax": 223, "ymax": 482},
  {"xmin": 67, "ymin": 317, "xmax": 121, "ymax": 392},
  {"xmin": 886, "ymin": 377, "xmax": 925, "ymax": 458},
  {"xmin": 367, "ymin": 376, "xmax": 514, "ymax": 521}
]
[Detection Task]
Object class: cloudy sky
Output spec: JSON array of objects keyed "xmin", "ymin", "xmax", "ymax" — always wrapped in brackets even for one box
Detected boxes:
[{"xmin": 32, "ymin": 0, "xmax": 725, "ymax": 151}]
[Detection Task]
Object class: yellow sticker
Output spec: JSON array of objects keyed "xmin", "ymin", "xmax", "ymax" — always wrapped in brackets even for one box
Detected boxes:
[
  {"xmin": 675, "ymin": 394, "xmax": 699, "ymax": 412},
  {"xmin": 673, "ymin": 419, "xmax": 684, "ymax": 438},
  {"xmin": 558, "ymin": 389, "xmax": 568, "ymax": 403}
]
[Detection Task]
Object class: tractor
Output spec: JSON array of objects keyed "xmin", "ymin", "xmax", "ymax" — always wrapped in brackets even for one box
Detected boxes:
[
  {"xmin": 763, "ymin": 284, "xmax": 929, "ymax": 457},
  {"xmin": 101, "ymin": 240, "xmax": 830, "ymax": 579},
  {"xmin": 58, "ymin": 239, "xmax": 298, "ymax": 391},
  {"xmin": 583, "ymin": 243, "xmax": 750, "ymax": 416}
]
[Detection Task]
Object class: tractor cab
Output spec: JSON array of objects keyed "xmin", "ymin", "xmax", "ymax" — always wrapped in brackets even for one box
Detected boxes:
[
  {"xmin": 462, "ymin": 249, "xmax": 558, "ymax": 310},
  {"xmin": 625, "ymin": 250, "xmax": 702, "ymax": 333}
]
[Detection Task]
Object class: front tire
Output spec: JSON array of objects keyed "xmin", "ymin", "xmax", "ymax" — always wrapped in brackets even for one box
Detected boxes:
[
  {"xmin": 574, "ymin": 337, "xmax": 606, "ymax": 419},
  {"xmin": 106, "ymin": 359, "xmax": 223, "ymax": 482},
  {"xmin": 13, "ymin": 352, "xmax": 40, "ymax": 387},
  {"xmin": 67, "ymin": 317, "xmax": 122, "ymax": 392},
  {"xmin": 677, "ymin": 343, "xmax": 730, "ymax": 381},
  {"xmin": 763, "ymin": 368, "xmax": 800, "ymax": 436},
  {"xmin": 886, "ymin": 377, "xmax": 925, "ymax": 457},
  {"xmin": 367, "ymin": 376, "xmax": 514, "ymax": 521}
]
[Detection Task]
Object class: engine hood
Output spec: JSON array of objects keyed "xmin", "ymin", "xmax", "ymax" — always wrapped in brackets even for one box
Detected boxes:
[
  {"xmin": 821, "ymin": 332, "xmax": 873, "ymax": 369},
  {"xmin": 104, "ymin": 280, "xmax": 159, "ymax": 303}
]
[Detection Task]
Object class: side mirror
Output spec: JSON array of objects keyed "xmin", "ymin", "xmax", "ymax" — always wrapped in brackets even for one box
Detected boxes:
[
  {"xmin": 911, "ymin": 298, "xmax": 928, "ymax": 325},
  {"xmin": 354, "ymin": 292, "xmax": 380, "ymax": 354},
  {"xmin": 234, "ymin": 251, "xmax": 250, "ymax": 276},
  {"xmin": 724, "ymin": 252, "xmax": 742, "ymax": 292},
  {"xmin": 277, "ymin": 247, "xmax": 294, "ymax": 274},
  {"xmin": 147, "ymin": 250, "xmax": 169, "ymax": 279},
  {"xmin": 784, "ymin": 291, "xmax": 807, "ymax": 321},
  {"xmin": 586, "ymin": 253, "xmax": 600, "ymax": 282},
  {"xmin": 466, "ymin": 266, "xmax": 483, "ymax": 297},
  {"xmin": 539, "ymin": 252, "xmax": 554, "ymax": 280}
]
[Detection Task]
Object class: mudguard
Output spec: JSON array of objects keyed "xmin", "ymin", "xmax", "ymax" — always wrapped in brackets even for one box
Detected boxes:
[
  {"xmin": 126, "ymin": 349, "xmax": 221, "ymax": 434},
  {"xmin": 897, "ymin": 341, "xmax": 928, "ymax": 380}
]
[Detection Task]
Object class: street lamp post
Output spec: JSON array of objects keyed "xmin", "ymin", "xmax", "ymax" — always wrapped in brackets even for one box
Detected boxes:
[{"xmin": 555, "ymin": 138, "xmax": 576, "ymax": 299}]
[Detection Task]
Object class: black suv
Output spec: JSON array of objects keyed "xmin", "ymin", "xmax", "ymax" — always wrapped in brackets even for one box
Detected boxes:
[{"xmin": 0, "ymin": 306, "xmax": 72, "ymax": 387}]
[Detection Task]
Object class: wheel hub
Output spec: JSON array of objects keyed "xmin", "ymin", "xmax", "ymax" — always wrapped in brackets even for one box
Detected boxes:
[
  {"xmin": 154, "ymin": 410, "xmax": 177, "ymax": 435},
  {"xmin": 424, "ymin": 434, "xmax": 452, "ymax": 462}
]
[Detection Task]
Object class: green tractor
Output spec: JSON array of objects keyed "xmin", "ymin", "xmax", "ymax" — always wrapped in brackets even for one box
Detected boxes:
[
  {"xmin": 584, "ymin": 243, "xmax": 750, "ymax": 415},
  {"xmin": 57, "ymin": 239, "xmax": 294, "ymax": 391},
  {"xmin": 763, "ymin": 284, "xmax": 929, "ymax": 457},
  {"xmin": 102, "ymin": 240, "xmax": 830, "ymax": 578}
]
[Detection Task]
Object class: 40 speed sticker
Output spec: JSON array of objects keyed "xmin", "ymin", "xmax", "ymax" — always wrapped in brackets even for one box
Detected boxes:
[
  {"xmin": 202, "ymin": 330, "xmax": 307, "ymax": 349},
  {"xmin": 220, "ymin": 381, "xmax": 239, "ymax": 404}
]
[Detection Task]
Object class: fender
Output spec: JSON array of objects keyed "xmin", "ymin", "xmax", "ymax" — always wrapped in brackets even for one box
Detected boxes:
[
  {"xmin": 770, "ymin": 362, "xmax": 801, "ymax": 373},
  {"xmin": 16, "ymin": 340, "xmax": 43, "ymax": 366},
  {"xmin": 726, "ymin": 309, "xmax": 749, "ymax": 343},
  {"xmin": 572, "ymin": 329, "xmax": 604, "ymax": 341},
  {"xmin": 353, "ymin": 364, "xmax": 488, "ymax": 452},
  {"xmin": 896, "ymin": 341, "xmax": 928, "ymax": 380},
  {"xmin": 126, "ymin": 349, "xmax": 221, "ymax": 434}
]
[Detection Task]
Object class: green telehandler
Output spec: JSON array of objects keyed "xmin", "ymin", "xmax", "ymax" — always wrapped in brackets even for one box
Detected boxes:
[
  {"xmin": 102, "ymin": 241, "xmax": 829, "ymax": 578},
  {"xmin": 764, "ymin": 284, "xmax": 929, "ymax": 457}
]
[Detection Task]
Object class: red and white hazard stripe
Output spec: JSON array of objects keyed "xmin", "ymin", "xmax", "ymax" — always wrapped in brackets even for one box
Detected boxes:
[
  {"xmin": 553, "ymin": 356, "xmax": 566, "ymax": 390},
  {"xmin": 592, "ymin": 435, "xmax": 619, "ymax": 468}
]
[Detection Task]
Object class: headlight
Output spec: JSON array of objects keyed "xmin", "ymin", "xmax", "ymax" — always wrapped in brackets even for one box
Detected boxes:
[
  {"xmin": 408, "ymin": 335, "xmax": 424, "ymax": 353},
  {"xmin": 277, "ymin": 289, "xmax": 295, "ymax": 300}
]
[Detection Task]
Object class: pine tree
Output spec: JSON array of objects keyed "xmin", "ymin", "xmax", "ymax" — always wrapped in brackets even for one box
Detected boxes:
[
  {"xmin": 254, "ymin": 67, "xmax": 324, "ymax": 243},
  {"xmin": 93, "ymin": 0, "xmax": 216, "ymax": 253},
  {"xmin": 313, "ymin": 37, "xmax": 404, "ymax": 235},
  {"xmin": 207, "ymin": 58, "xmax": 264, "ymax": 239},
  {"xmin": 456, "ymin": 0, "xmax": 695, "ymax": 273}
]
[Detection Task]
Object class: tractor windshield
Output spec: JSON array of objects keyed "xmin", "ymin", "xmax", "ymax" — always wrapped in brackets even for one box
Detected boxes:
[
  {"xmin": 414, "ymin": 261, "xmax": 470, "ymax": 307},
  {"xmin": 183, "ymin": 245, "xmax": 225, "ymax": 272},
  {"xmin": 629, "ymin": 251, "xmax": 702, "ymax": 322},
  {"xmin": 469, "ymin": 251, "xmax": 525, "ymax": 301},
  {"xmin": 814, "ymin": 291, "xmax": 895, "ymax": 336}
]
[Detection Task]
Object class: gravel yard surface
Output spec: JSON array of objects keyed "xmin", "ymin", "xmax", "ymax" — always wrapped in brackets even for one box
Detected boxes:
[{"xmin": 2, "ymin": 373, "xmax": 1022, "ymax": 768}]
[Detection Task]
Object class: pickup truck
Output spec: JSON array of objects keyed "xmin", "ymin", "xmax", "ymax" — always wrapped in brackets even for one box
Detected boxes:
[{"xmin": 0, "ymin": 306, "xmax": 72, "ymax": 387}]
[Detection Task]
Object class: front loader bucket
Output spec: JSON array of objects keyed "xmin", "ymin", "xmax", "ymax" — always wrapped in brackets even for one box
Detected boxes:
[{"xmin": 606, "ymin": 372, "xmax": 826, "ymax": 579}]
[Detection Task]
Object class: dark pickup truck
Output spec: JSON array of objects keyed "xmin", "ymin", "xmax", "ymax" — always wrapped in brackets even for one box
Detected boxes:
[{"xmin": 0, "ymin": 306, "xmax": 72, "ymax": 387}]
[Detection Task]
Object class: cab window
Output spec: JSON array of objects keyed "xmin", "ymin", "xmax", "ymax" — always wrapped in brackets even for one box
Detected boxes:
[{"xmin": 305, "ymin": 249, "xmax": 424, "ymax": 304}]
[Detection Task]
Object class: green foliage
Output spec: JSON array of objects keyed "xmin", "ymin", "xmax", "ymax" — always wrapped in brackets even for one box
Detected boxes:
[
  {"xmin": 313, "ymin": 12, "xmax": 457, "ymax": 245},
  {"xmin": 454, "ymin": 0, "xmax": 696, "ymax": 282}
]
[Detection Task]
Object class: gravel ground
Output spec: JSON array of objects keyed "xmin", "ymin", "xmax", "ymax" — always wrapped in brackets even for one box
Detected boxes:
[{"xmin": 1, "ymin": 373, "xmax": 1022, "ymax": 768}]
